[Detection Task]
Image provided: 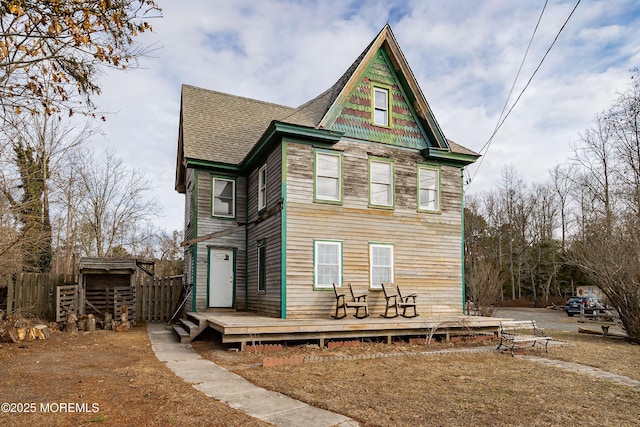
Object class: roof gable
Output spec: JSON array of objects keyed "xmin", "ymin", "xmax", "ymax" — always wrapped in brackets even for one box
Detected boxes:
[{"xmin": 323, "ymin": 47, "xmax": 429, "ymax": 149}]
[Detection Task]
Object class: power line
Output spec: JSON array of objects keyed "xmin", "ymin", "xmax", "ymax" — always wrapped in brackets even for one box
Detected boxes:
[{"xmin": 467, "ymin": 0, "xmax": 582, "ymax": 188}]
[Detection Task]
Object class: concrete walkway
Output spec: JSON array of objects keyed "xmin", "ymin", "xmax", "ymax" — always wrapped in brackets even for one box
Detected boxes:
[{"xmin": 147, "ymin": 323, "xmax": 359, "ymax": 427}]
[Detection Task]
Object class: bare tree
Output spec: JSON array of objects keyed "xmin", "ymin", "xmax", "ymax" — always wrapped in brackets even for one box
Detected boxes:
[
  {"xmin": 0, "ymin": 0, "xmax": 160, "ymax": 119},
  {"xmin": 74, "ymin": 148, "xmax": 158, "ymax": 257}
]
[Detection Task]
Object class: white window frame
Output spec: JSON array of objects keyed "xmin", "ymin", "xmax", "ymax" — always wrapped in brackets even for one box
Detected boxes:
[
  {"xmin": 373, "ymin": 87, "xmax": 390, "ymax": 126},
  {"xmin": 369, "ymin": 159, "xmax": 394, "ymax": 207},
  {"xmin": 369, "ymin": 243, "xmax": 394, "ymax": 289},
  {"xmin": 212, "ymin": 177, "xmax": 235, "ymax": 218},
  {"xmin": 258, "ymin": 164, "xmax": 267, "ymax": 211},
  {"xmin": 315, "ymin": 151, "xmax": 342, "ymax": 202},
  {"xmin": 314, "ymin": 240, "xmax": 342, "ymax": 289},
  {"xmin": 418, "ymin": 166, "xmax": 440, "ymax": 212}
]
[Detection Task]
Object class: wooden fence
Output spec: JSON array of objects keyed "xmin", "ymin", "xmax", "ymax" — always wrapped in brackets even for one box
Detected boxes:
[{"xmin": 2, "ymin": 273, "xmax": 184, "ymax": 323}]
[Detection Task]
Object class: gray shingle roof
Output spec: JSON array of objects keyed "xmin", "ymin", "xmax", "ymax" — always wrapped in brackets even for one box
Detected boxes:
[{"xmin": 180, "ymin": 85, "xmax": 297, "ymax": 165}]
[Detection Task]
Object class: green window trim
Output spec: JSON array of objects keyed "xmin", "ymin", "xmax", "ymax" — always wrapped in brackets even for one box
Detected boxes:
[
  {"xmin": 369, "ymin": 242, "xmax": 394, "ymax": 289},
  {"xmin": 372, "ymin": 84, "xmax": 392, "ymax": 128},
  {"xmin": 368, "ymin": 157, "xmax": 395, "ymax": 209},
  {"xmin": 313, "ymin": 239, "xmax": 343, "ymax": 290},
  {"xmin": 417, "ymin": 164, "xmax": 442, "ymax": 213},
  {"xmin": 257, "ymin": 239, "xmax": 266, "ymax": 293},
  {"xmin": 211, "ymin": 176, "xmax": 236, "ymax": 219},
  {"xmin": 313, "ymin": 149, "xmax": 343, "ymax": 205}
]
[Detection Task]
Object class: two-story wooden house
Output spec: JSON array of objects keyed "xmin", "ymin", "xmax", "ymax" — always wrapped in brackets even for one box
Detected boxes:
[{"xmin": 175, "ymin": 25, "xmax": 478, "ymax": 320}]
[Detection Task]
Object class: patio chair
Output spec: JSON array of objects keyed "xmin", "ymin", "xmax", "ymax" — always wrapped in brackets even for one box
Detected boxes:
[
  {"xmin": 331, "ymin": 283, "xmax": 369, "ymax": 319},
  {"xmin": 396, "ymin": 285, "xmax": 418, "ymax": 318},
  {"xmin": 381, "ymin": 283, "xmax": 399, "ymax": 318}
]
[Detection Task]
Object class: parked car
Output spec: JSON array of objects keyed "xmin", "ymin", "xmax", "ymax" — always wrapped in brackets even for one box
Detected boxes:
[{"xmin": 564, "ymin": 296, "xmax": 606, "ymax": 317}]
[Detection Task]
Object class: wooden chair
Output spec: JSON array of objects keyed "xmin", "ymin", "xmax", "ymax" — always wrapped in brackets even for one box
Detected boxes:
[
  {"xmin": 381, "ymin": 283, "xmax": 399, "ymax": 318},
  {"xmin": 396, "ymin": 285, "xmax": 418, "ymax": 318},
  {"xmin": 331, "ymin": 283, "xmax": 369, "ymax": 319}
]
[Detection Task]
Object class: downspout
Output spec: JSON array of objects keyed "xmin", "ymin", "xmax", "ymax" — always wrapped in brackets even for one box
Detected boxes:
[
  {"xmin": 460, "ymin": 168, "xmax": 466, "ymax": 315},
  {"xmin": 280, "ymin": 141, "xmax": 287, "ymax": 319}
]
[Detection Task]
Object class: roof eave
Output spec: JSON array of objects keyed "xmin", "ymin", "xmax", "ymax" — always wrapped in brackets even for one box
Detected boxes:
[{"xmin": 421, "ymin": 147, "xmax": 480, "ymax": 167}]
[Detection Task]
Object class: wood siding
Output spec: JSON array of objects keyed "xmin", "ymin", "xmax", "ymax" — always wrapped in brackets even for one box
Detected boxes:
[
  {"xmin": 192, "ymin": 170, "xmax": 247, "ymax": 312},
  {"xmin": 246, "ymin": 144, "xmax": 283, "ymax": 317},
  {"xmin": 285, "ymin": 139, "xmax": 463, "ymax": 319}
]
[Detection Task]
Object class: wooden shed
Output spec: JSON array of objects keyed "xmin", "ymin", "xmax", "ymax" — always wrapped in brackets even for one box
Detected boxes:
[{"xmin": 78, "ymin": 257, "xmax": 154, "ymax": 325}]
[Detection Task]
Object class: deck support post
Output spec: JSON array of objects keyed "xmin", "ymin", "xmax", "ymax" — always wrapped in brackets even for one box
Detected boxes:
[
  {"xmin": 240, "ymin": 341, "xmax": 246, "ymax": 352},
  {"xmin": 319, "ymin": 337, "xmax": 325, "ymax": 348},
  {"xmin": 386, "ymin": 335, "xmax": 392, "ymax": 345}
]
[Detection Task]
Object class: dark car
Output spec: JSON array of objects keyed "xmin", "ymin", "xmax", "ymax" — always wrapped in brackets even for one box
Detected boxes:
[{"xmin": 564, "ymin": 296, "xmax": 606, "ymax": 317}]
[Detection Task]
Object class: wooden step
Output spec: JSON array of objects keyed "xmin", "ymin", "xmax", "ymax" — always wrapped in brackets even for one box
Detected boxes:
[
  {"xmin": 179, "ymin": 318, "xmax": 198, "ymax": 333},
  {"xmin": 172, "ymin": 324, "xmax": 190, "ymax": 343}
]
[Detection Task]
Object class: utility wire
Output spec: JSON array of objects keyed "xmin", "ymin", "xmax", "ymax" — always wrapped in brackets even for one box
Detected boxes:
[{"xmin": 467, "ymin": 0, "xmax": 582, "ymax": 188}]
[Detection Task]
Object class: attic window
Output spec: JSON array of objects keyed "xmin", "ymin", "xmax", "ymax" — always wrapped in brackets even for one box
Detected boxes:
[{"xmin": 373, "ymin": 87, "xmax": 390, "ymax": 126}]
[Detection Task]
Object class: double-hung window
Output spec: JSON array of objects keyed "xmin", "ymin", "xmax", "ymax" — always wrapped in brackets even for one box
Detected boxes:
[
  {"xmin": 418, "ymin": 166, "xmax": 440, "ymax": 212},
  {"xmin": 370, "ymin": 243, "xmax": 393, "ymax": 289},
  {"xmin": 369, "ymin": 159, "xmax": 394, "ymax": 207},
  {"xmin": 258, "ymin": 165, "xmax": 267, "ymax": 211},
  {"xmin": 373, "ymin": 87, "xmax": 390, "ymax": 126},
  {"xmin": 212, "ymin": 178, "xmax": 235, "ymax": 218},
  {"xmin": 314, "ymin": 240, "xmax": 342, "ymax": 289},
  {"xmin": 315, "ymin": 151, "xmax": 342, "ymax": 202}
]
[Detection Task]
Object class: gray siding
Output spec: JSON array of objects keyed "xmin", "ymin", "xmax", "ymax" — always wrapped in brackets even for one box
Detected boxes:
[{"xmin": 246, "ymin": 144, "xmax": 283, "ymax": 317}]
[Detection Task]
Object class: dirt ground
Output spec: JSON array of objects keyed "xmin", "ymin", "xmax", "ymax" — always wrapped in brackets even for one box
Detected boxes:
[
  {"xmin": 0, "ymin": 324, "xmax": 270, "ymax": 427},
  {"xmin": 1, "ymin": 316, "xmax": 639, "ymax": 427}
]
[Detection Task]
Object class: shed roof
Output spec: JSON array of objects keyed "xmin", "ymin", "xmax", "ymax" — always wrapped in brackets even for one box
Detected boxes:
[{"xmin": 78, "ymin": 257, "xmax": 137, "ymax": 272}]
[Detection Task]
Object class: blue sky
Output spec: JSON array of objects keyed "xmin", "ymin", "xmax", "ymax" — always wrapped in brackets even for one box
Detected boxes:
[{"xmin": 92, "ymin": 0, "xmax": 640, "ymax": 233}]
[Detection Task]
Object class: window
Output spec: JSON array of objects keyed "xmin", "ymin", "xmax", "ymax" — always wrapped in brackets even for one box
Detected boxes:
[
  {"xmin": 257, "ymin": 241, "xmax": 266, "ymax": 292},
  {"xmin": 212, "ymin": 178, "xmax": 235, "ymax": 217},
  {"xmin": 315, "ymin": 152, "xmax": 342, "ymax": 202},
  {"xmin": 258, "ymin": 165, "xmax": 267, "ymax": 211},
  {"xmin": 370, "ymin": 244, "xmax": 393, "ymax": 289},
  {"xmin": 314, "ymin": 241, "xmax": 342, "ymax": 288},
  {"xmin": 373, "ymin": 87, "xmax": 389, "ymax": 126},
  {"xmin": 418, "ymin": 167, "xmax": 440, "ymax": 212},
  {"xmin": 369, "ymin": 159, "xmax": 393, "ymax": 207}
]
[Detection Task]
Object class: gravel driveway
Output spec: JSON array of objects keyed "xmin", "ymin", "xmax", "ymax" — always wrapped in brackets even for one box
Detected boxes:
[{"xmin": 493, "ymin": 307, "xmax": 626, "ymax": 335}]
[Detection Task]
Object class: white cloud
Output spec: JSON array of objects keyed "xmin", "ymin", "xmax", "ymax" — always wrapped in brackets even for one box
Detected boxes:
[{"xmin": 89, "ymin": 0, "xmax": 640, "ymax": 232}]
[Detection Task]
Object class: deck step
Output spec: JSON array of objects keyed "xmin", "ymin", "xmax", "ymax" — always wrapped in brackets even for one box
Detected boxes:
[
  {"xmin": 186, "ymin": 312, "xmax": 207, "ymax": 326},
  {"xmin": 171, "ymin": 324, "xmax": 190, "ymax": 343},
  {"xmin": 179, "ymin": 318, "xmax": 198, "ymax": 333}
]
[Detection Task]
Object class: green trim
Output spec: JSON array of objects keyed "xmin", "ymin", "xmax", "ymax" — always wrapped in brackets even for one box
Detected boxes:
[
  {"xmin": 417, "ymin": 164, "xmax": 442, "ymax": 214},
  {"xmin": 460, "ymin": 170, "xmax": 466, "ymax": 314},
  {"xmin": 210, "ymin": 175, "xmax": 237, "ymax": 219},
  {"xmin": 243, "ymin": 121, "xmax": 343, "ymax": 171},
  {"xmin": 421, "ymin": 147, "xmax": 479, "ymax": 167},
  {"xmin": 368, "ymin": 242, "xmax": 394, "ymax": 289},
  {"xmin": 280, "ymin": 142, "xmax": 287, "ymax": 319},
  {"xmin": 368, "ymin": 156, "xmax": 395, "ymax": 209},
  {"xmin": 192, "ymin": 170, "xmax": 199, "ymax": 310},
  {"xmin": 371, "ymin": 84, "xmax": 392, "ymax": 128},
  {"xmin": 313, "ymin": 149, "xmax": 344, "ymax": 205},
  {"xmin": 244, "ymin": 182, "xmax": 249, "ymax": 311},
  {"xmin": 313, "ymin": 239, "xmax": 343, "ymax": 290},
  {"xmin": 205, "ymin": 247, "xmax": 211, "ymax": 308},
  {"xmin": 186, "ymin": 158, "xmax": 242, "ymax": 174}
]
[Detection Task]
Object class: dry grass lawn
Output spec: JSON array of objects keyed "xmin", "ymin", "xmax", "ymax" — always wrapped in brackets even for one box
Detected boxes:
[{"xmin": 195, "ymin": 330, "xmax": 640, "ymax": 427}]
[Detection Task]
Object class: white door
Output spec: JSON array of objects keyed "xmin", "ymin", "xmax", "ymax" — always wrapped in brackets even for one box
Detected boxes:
[{"xmin": 208, "ymin": 249, "xmax": 234, "ymax": 307}]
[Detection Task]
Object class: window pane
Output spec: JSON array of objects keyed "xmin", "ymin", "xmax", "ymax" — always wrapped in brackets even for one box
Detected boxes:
[
  {"xmin": 371, "ymin": 162, "xmax": 391, "ymax": 184},
  {"xmin": 317, "ymin": 154, "xmax": 339, "ymax": 178},
  {"xmin": 215, "ymin": 180, "xmax": 233, "ymax": 198},
  {"xmin": 214, "ymin": 180, "xmax": 234, "ymax": 216},
  {"xmin": 374, "ymin": 89, "xmax": 388, "ymax": 109},
  {"xmin": 317, "ymin": 176, "xmax": 339, "ymax": 200},
  {"xmin": 371, "ymin": 183, "xmax": 390, "ymax": 205},
  {"xmin": 419, "ymin": 168, "xmax": 439, "ymax": 210},
  {"xmin": 370, "ymin": 244, "xmax": 393, "ymax": 288},
  {"xmin": 316, "ymin": 242, "xmax": 341, "ymax": 287},
  {"xmin": 374, "ymin": 108, "xmax": 388, "ymax": 126}
]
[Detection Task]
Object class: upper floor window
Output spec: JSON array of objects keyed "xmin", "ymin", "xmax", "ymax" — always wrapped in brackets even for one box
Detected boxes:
[
  {"xmin": 373, "ymin": 87, "xmax": 390, "ymax": 126},
  {"xmin": 258, "ymin": 164, "xmax": 267, "ymax": 211},
  {"xmin": 418, "ymin": 166, "xmax": 440, "ymax": 212},
  {"xmin": 369, "ymin": 159, "xmax": 394, "ymax": 207},
  {"xmin": 212, "ymin": 177, "xmax": 235, "ymax": 218},
  {"xmin": 315, "ymin": 151, "xmax": 342, "ymax": 203}
]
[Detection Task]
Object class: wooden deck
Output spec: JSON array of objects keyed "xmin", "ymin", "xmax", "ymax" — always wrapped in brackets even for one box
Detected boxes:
[{"xmin": 186, "ymin": 310, "xmax": 505, "ymax": 351}]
